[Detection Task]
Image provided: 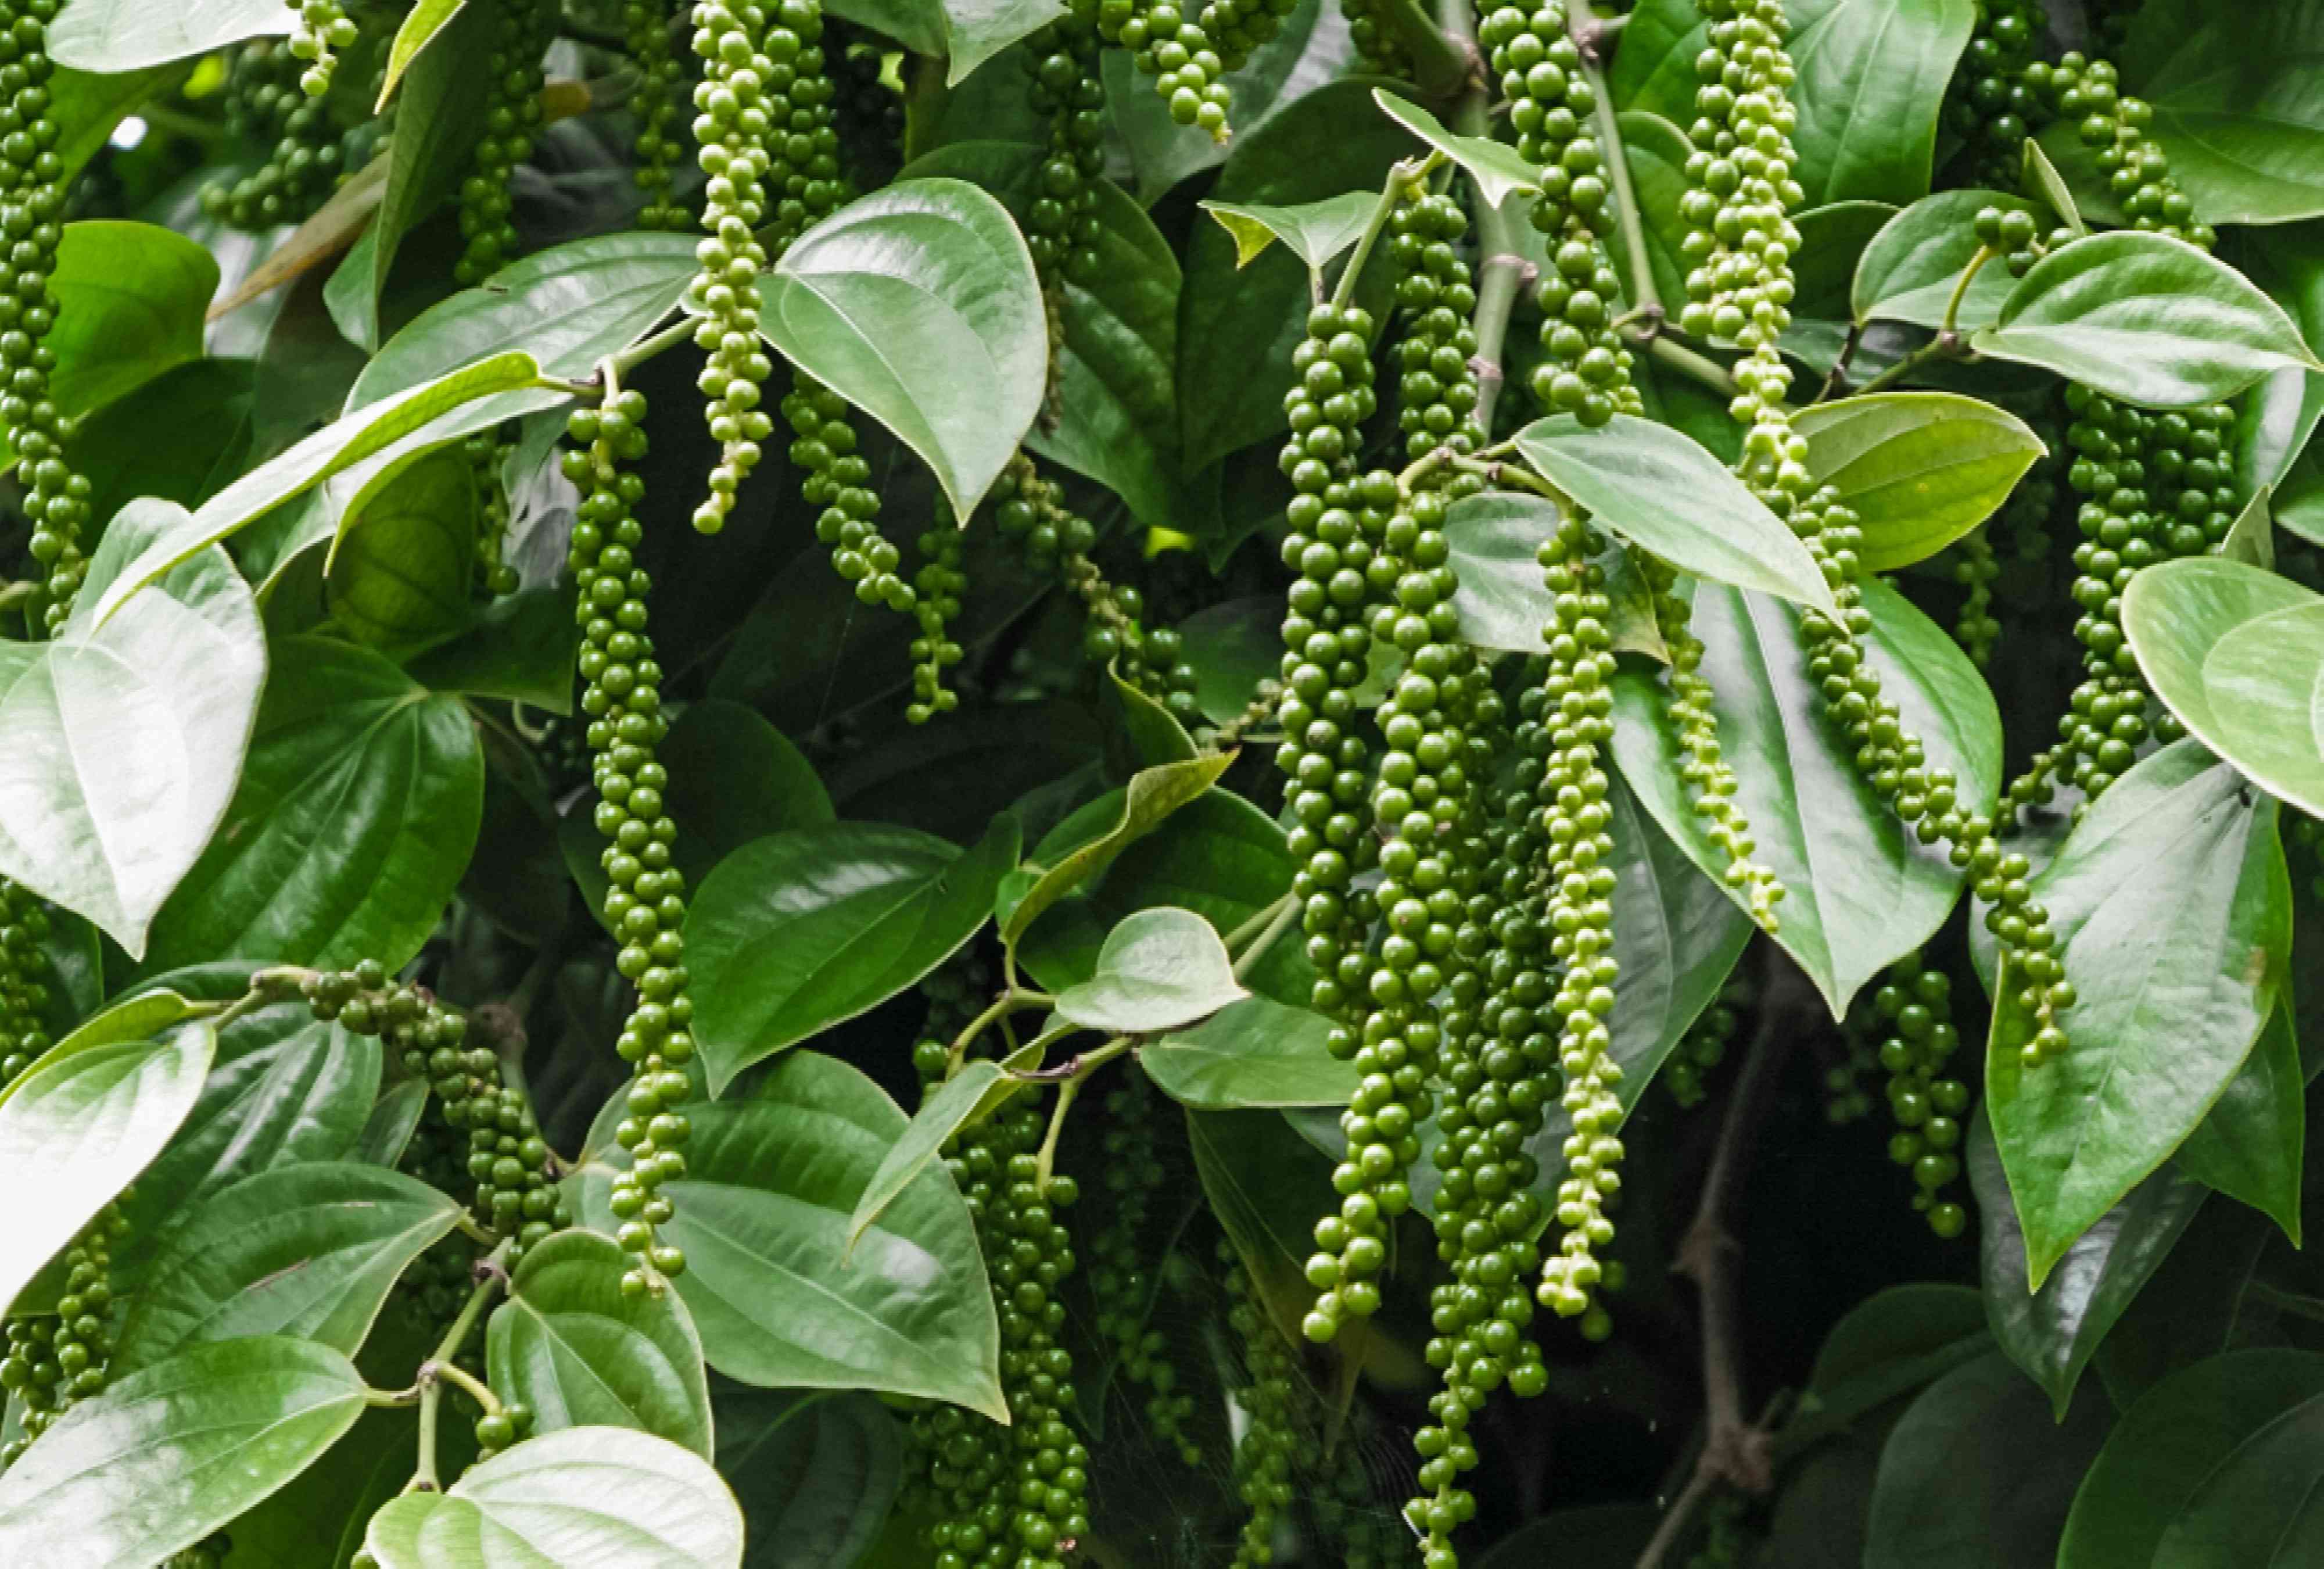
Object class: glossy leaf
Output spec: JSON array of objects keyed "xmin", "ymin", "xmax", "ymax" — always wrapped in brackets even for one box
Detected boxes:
[
  {"xmin": 2124, "ymin": 554, "xmax": 2318, "ymax": 764},
  {"xmin": 1200, "ymin": 191, "xmax": 1379, "ymax": 271},
  {"xmin": 2059, "ymin": 1349, "xmax": 2324, "ymax": 1568},
  {"xmin": 1610, "ymin": 579, "xmax": 1999, "ymax": 1016},
  {"xmin": 843, "ymin": 1048, "xmax": 1035, "ymax": 1253},
  {"xmin": 364, "ymin": 1425, "xmax": 744, "ymax": 1568},
  {"xmin": 715, "ymin": 1389, "xmax": 902, "ymax": 1569},
  {"xmin": 2200, "ymin": 599, "xmax": 2324, "ymax": 818},
  {"xmin": 2151, "ymin": 1390, "xmax": 2324, "ymax": 1565},
  {"xmin": 1441, "ymin": 493, "xmax": 1666, "ymax": 660},
  {"xmin": 1971, "ymin": 232, "xmax": 2322, "ymax": 408},
  {"xmin": 570, "ymin": 1052, "xmax": 1003, "ymax": 1418},
  {"xmin": 1172, "ymin": 595, "xmax": 1397, "ymax": 726},
  {"xmin": 1141, "ymin": 993, "xmax": 1357, "ymax": 1109},
  {"xmin": 2023, "ymin": 138, "xmax": 2086, "ymax": 236},
  {"xmin": 379, "ymin": 0, "xmax": 466, "ymax": 105},
  {"xmin": 2176, "ymin": 997, "xmax": 2305, "ymax": 1241},
  {"xmin": 998, "ymin": 751, "xmax": 1232, "ymax": 944},
  {"xmin": 113, "ymin": 1162, "xmax": 464, "ymax": 1374},
  {"xmin": 1373, "ymin": 89, "xmax": 1538, "ymax": 209},
  {"xmin": 221, "ymin": 1403, "xmax": 426, "ymax": 1569},
  {"xmin": 0, "ymin": 503, "xmax": 264, "ymax": 955},
  {"xmin": 1052, "ymin": 907, "xmax": 1246, "ymax": 1034},
  {"xmin": 0, "ymin": 1010, "xmax": 214, "ymax": 1315},
  {"xmin": 1850, "ymin": 190, "xmax": 2040, "ymax": 331},
  {"xmin": 758, "ymin": 179, "xmax": 1045, "ymax": 518},
  {"xmin": 1788, "ymin": 199, "xmax": 1901, "ymax": 326},
  {"xmin": 356, "ymin": 1079, "xmax": 430, "ymax": 1168},
  {"xmin": 1512, "ymin": 415, "xmax": 1840, "ymax": 613},
  {"xmin": 2107, "ymin": 0, "xmax": 2324, "ymax": 227},
  {"xmin": 1109, "ymin": 0, "xmax": 1354, "ymax": 201},
  {"xmin": 406, "ymin": 585, "xmax": 581, "ymax": 713},
  {"xmin": 1988, "ymin": 741, "xmax": 2292, "ymax": 1288},
  {"xmin": 487, "ymin": 1229, "xmax": 715, "ymax": 1458},
  {"xmin": 327, "ymin": 447, "xmax": 479, "ymax": 655},
  {"xmin": 139, "ymin": 637, "xmax": 485, "ymax": 977},
  {"xmin": 1970, "ymin": 1110, "xmax": 2207, "ymax": 1418},
  {"xmin": 2221, "ymin": 483, "xmax": 2278, "ymax": 569},
  {"xmin": 686, "ymin": 815, "xmax": 1019, "ymax": 1094},
  {"xmin": 1791, "ymin": 393, "xmax": 2046, "ymax": 571},
  {"xmin": 49, "ymin": 0, "xmax": 286, "ymax": 70},
  {"xmin": 39, "ymin": 221, "xmax": 218, "ymax": 431}
]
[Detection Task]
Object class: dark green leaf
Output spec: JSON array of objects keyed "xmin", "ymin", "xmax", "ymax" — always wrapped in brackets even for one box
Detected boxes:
[
  {"xmin": 139, "ymin": 637, "xmax": 484, "ymax": 977},
  {"xmin": 1988, "ymin": 741, "xmax": 2291, "ymax": 1287},
  {"xmin": 2235, "ymin": 224, "xmax": 2324, "ymax": 496},
  {"xmin": 1792, "ymin": 392, "xmax": 2046, "ymax": 571},
  {"xmin": 2151, "ymin": 1389, "xmax": 2324, "ymax": 1564},
  {"xmin": 569, "ymin": 1052, "xmax": 1003, "ymax": 1418},
  {"xmin": 1512, "ymin": 414, "xmax": 1840, "ymax": 612},
  {"xmin": 715, "ymin": 1389, "xmax": 902, "ymax": 1569},
  {"xmin": 1608, "ymin": 111, "xmax": 1697, "ymax": 314},
  {"xmin": 1789, "ymin": 199, "xmax": 1902, "ymax": 325},
  {"xmin": 998, "ymin": 752, "xmax": 1231, "ymax": 945},
  {"xmin": 758, "ymin": 178, "xmax": 1046, "ymax": 518},
  {"xmin": 1472, "ymin": 1505, "xmax": 1660, "ymax": 1568},
  {"xmin": 32, "ymin": 221, "xmax": 217, "ymax": 437},
  {"xmin": 404, "ymin": 583, "xmax": 581, "ymax": 712},
  {"xmin": 1173, "ymin": 595, "xmax": 1397, "ymax": 726},
  {"xmin": 2091, "ymin": 1199, "xmax": 2275, "ymax": 1411},
  {"xmin": 363, "ymin": 1425, "xmax": 744, "ymax": 1567},
  {"xmin": 1609, "ymin": 579, "xmax": 1999, "ymax": 1016},
  {"xmin": 2107, "ymin": 0, "xmax": 2324, "ymax": 227},
  {"xmin": 1053, "ymin": 907, "xmax": 1246, "ymax": 1033},
  {"xmin": 687, "ymin": 815, "xmax": 1019, "ymax": 1094},
  {"xmin": 487, "ymin": 1228, "xmax": 715, "ymax": 1458},
  {"xmin": 1141, "ymin": 993, "xmax": 1355, "ymax": 1109},
  {"xmin": 220, "ymin": 1403, "xmax": 424, "ymax": 1569},
  {"xmin": 355, "ymin": 1079, "xmax": 429, "ymax": 1168},
  {"xmin": 0, "ymin": 1337, "xmax": 365, "ymax": 1566},
  {"xmin": 2022, "ymin": 138, "xmax": 2086, "ymax": 236},
  {"xmin": 1970, "ymin": 232, "xmax": 2322, "ymax": 407},
  {"xmin": 2176, "ymin": 997, "xmax": 2305, "ymax": 1240},
  {"xmin": 1852, "ymin": 190, "xmax": 2040, "ymax": 331},
  {"xmin": 1186, "ymin": 1107, "xmax": 1340, "ymax": 1344},
  {"xmin": 843, "ymin": 1049, "xmax": 1032, "ymax": 1252},
  {"xmin": 113, "ymin": 1162, "xmax": 463, "ymax": 1373},
  {"xmin": 325, "ymin": 447, "xmax": 478, "ymax": 655},
  {"xmin": 67, "ymin": 358, "xmax": 257, "ymax": 532},
  {"xmin": 1778, "ymin": 1283, "xmax": 1991, "ymax": 1457}
]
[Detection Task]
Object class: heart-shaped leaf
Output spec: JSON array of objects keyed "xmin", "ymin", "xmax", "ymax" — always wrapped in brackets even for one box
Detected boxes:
[
  {"xmin": 0, "ymin": 1337, "xmax": 365, "ymax": 1566},
  {"xmin": 112, "ymin": 1162, "xmax": 464, "ymax": 1374},
  {"xmin": 756, "ymin": 179, "xmax": 1045, "ymax": 518},
  {"xmin": 1512, "ymin": 414, "xmax": 1841, "ymax": 614},
  {"xmin": 686, "ymin": 815, "xmax": 1019, "ymax": 1094},
  {"xmin": 1200, "ymin": 192, "xmax": 1380, "ymax": 271},
  {"xmin": 0, "ymin": 501, "xmax": 264, "ymax": 956},
  {"xmin": 0, "ymin": 1001, "xmax": 215, "ymax": 1315},
  {"xmin": 1141, "ymin": 993, "xmax": 1356, "ymax": 1109},
  {"xmin": 138, "ymin": 636, "xmax": 485, "ymax": 978},
  {"xmin": 325, "ymin": 450, "xmax": 479, "ymax": 656},
  {"xmin": 1373, "ymin": 89, "xmax": 1540, "ymax": 209},
  {"xmin": 363, "ymin": 1425, "xmax": 744, "ymax": 1568},
  {"xmin": 1053, "ymin": 907, "xmax": 1247, "ymax": 1034},
  {"xmin": 1851, "ymin": 190, "xmax": 2041, "ymax": 331},
  {"xmin": 2200, "ymin": 599, "xmax": 2324, "ymax": 818},
  {"xmin": 486, "ymin": 1229, "xmax": 715, "ymax": 1459},
  {"xmin": 1987, "ymin": 741, "xmax": 2291, "ymax": 1288},
  {"xmin": 1609, "ymin": 578, "xmax": 1999, "ymax": 1016},
  {"xmin": 2124, "ymin": 555, "xmax": 2318, "ymax": 761},
  {"xmin": 24, "ymin": 222, "xmax": 217, "ymax": 449},
  {"xmin": 1792, "ymin": 393, "xmax": 2047, "ymax": 571},
  {"xmin": 569, "ymin": 1052, "xmax": 1003, "ymax": 1419},
  {"xmin": 1971, "ymin": 231, "xmax": 2322, "ymax": 408}
]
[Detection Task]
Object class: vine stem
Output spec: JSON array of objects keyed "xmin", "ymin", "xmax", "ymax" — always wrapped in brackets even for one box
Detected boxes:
[
  {"xmin": 1575, "ymin": 0, "xmax": 1658, "ymax": 313},
  {"xmin": 1329, "ymin": 155, "xmax": 1441, "ymax": 315},
  {"xmin": 409, "ymin": 1241, "xmax": 514, "ymax": 1493},
  {"xmin": 946, "ymin": 987, "xmax": 1053, "ymax": 1074},
  {"xmin": 1231, "ymin": 895, "xmax": 1300, "ymax": 982},
  {"xmin": 1852, "ymin": 334, "xmax": 1960, "ymax": 397},
  {"xmin": 1445, "ymin": 0, "xmax": 1533, "ymax": 434}
]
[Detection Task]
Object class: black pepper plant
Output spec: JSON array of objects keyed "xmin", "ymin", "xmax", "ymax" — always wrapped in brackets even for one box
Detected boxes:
[{"xmin": 0, "ymin": 0, "xmax": 2322, "ymax": 1564}]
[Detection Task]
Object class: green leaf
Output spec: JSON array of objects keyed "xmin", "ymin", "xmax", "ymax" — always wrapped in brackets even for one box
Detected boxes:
[
  {"xmin": 356, "ymin": 1079, "xmax": 429, "ymax": 1168},
  {"xmin": 1052, "ymin": 907, "xmax": 1247, "ymax": 1033},
  {"xmin": 1511, "ymin": 415, "xmax": 1841, "ymax": 614},
  {"xmin": 34, "ymin": 221, "xmax": 217, "ymax": 435},
  {"xmin": 1140, "ymin": 993, "xmax": 1356, "ymax": 1109},
  {"xmin": 1441, "ymin": 494, "xmax": 1667, "ymax": 660},
  {"xmin": 66, "ymin": 357, "xmax": 257, "ymax": 531},
  {"xmin": 757, "ymin": 178, "xmax": 1045, "ymax": 518},
  {"xmin": 2233, "ymin": 225, "xmax": 2324, "ymax": 500},
  {"xmin": 364, "ymin": 1425, "xmax": 744, "ymax": 1568},
  {"xmin": 2106, "ymin": 0, "xmax": 2324, "ymax": 227},
  {"xmin": 2090, "ymin": 1201, "xmax": 2275, "ymax": 1410},
  {"xmin": 1861, "ymin": 1350, "xmax": 2111, "ymax": 1569},
  {"xmin": 1987, "ymin": 741, "xmax": 2292, "ymax": 1288},
  {"xmin": 325, "ymin": 447, "xmax": 479, "ymax": 656},
  {"xmin": 714, "ymin": 1389, "xmax": 902, "ymax": 1569},
  {"xmin": 0, "ymin": 504, "xmax": 264, "ymax": 955},
  {"xmin": 2176, "ymin": 996, "xmax": 2306, "ymax": 1240},
  {"xmin": 2058, "ymin": 1349, "xmax": 2324, "ymax": 1568},
  {"xmin": 1969, "ymin": 1109, "xmax": 2208, "ymax": 1418},
  {"xmin": 1851, "ymin": 191, "xmax": 2041, "ymax": 331},
  {"xmin": 1789, "ymin": 199, "xmax": 1902, "ymax": 325},
  {"xmin": 2022, "ymin": 138, "xmax": 2086, "ymax": 237},
  {"xmin": 1970, "ymin": 232, "xmax": 2322, "ymax": 407},
  {"xmin": 378, "ymin": 0, "xmax": 466, "ymax": 105},
  {"xmin": 686, "ymin": 815, "xmax": 1018, "ymax": 1094},
  {"xmin": 139, "ymin": 637, "xmax": 485, "ymax": 977},
  {"xmin": 85, "ymin": 350, "xmax": 547, "ymax": 626},
  {"xmin": 2151, "ymin": 1389, "xmax": 2324, "ymax": 1564},
  {"xmin": 112, "ymin": 1162, "xmax": 463, "ymax": 1374},
  {"xmin": 1609, "ymin": 578, "xmax": 1999, "ymax": 1016},
  {"xmin": 999, "ymin": 752, "xmax": 1232, "ymax": 945},
  {"xmin": 1610, "ymin": 111, "xmax": 1699, "ymax": 315},
  {"xmin": 486, "ymin": 1229, "xmax": 715, "ymax": 1459},
  {"xmin": 1372, "ymin": 89, "xmax": 1539, "ymax": 209},
  {"xmin": 828, "ymin": 0, "xmax": 944, "ymax": 57},
  {"xmin": 844, "ymin": 1041, "xmax": 1039, "ymax": 1251},
  {"xmin": 50, "ymin": 65, "xmax": 183, "ymax": 190},
  {"xmin": 2219, "ymin": 483, "xmax": 2278, "ymax": 569},
  {"xmin": 0, "ymin": 1337, "xmax": 365, "ymax": 1566},
  {"xmin": 1778, "ymin": 1283, "xmax": 1991, "ymax": 1458},
  {"xmin": 2199, "ymin": 599, "xmax": 2324, "ymax": 818},
  {"xmin": 221, "ymin": 1404, "xmax": 425, "ymax": 1569},
  {"xmin": 1186, "ymin": 1106, "xmax": 1341, "ymax": 1344},
  {"xmin": 937, "ymin": 0, "xmax": 1064, "ymax": 83},
  {"xmin": 569, "ymin": 1052, "xmax": 1003, "ymax": 1418},
  {"xmin": 1791, "ymin": 392, "xmax": 2046, "ymax": 571},
  {"xmin": 1174, "ymin": 595, "xmax": 1397, "ymax": 727},
  {"xmin": 49, "ymin": 0, "xmax": 286, "ymax": 70},
  {"xmin": 1472, "ymin": 1506, "xmax": 1661, "ymax": 1569},
  {"xmin": 2124, "ymin": 556, "xmax": 2318, "ymax": 765},
  {"xmin": 406, "ymin": 585, "xmax": 580, "ymax": 713},
  {"xmin": 1198, "ymin": 191, "xmax": 1379, "ymax": 271}
]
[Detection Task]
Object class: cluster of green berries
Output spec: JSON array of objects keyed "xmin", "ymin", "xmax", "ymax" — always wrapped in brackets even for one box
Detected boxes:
[
  {"xmin": 472, "ymin": 1396, "xmax": 538, "ymax": 1460},
  {"xmin": 0, "ymin": 0, "xmax": 97, "ymax": 635},
  {"xmin": 1973, "ymin": 204, "xmax": 2075, "ymax": 279},
  {"xmin": 1866, "ymin": 951, "xmax": 1970, "ymax": 1237},
  {"xmin": 1386, "ymin": 188, "xmax": 1485, "ymax": 464},
  {"xmin": 203, "ymin": 40, "xmax": 345, "ymax": 230},
  {"xmin": 465, "ymin": 431, "xmax": 524, "ymax": 597},
  {"xmin": 914, "ymin": 1061, "xmax": 1089, "ymax": 1569},
  {"xmin": 392, "ymin": 1117, "xmax": 494, "ymax": 1328},
  {"xmin": 162, "ymin": 1534, "xmax": 232, "ymax": 1569},
  {"xmin": 1674, "ymin": 0, "xmax": 1805, "ymax": 351},
  {"xmin": 454, "ymin": 0, "xmax": 552, "ymax": 285},
  {"xmin": 1225, "ymin": 1248, "xmax": 1304, "ymax": 1566},
  {"xmin": 783, "ymin": 376, "xmax": 913, "ymax": 608},
  {"xmin": 1823, "ymin": 1005, "xmax": 1878, "ymax": 1125},
  {"xmin": 2026, "ymin": 53, "xmax": 2212, "ymax": 248},
  {"xmin": 1340, "ymin": 0, "xmax": 1411, "ymax": 76},
  {"xmin": 1950, "ymin": 526, "xmax": 2000, "ymax": 668},
  {"xmin": 829, "ymin": 19, "xmax": 906, "ymax": 191},
  {"xmin": 562, "ymin": 386, "xmax": 699, "ymax": 1294},
  {"xmin": 0, "ymin": 879, "xmax": 51, "ymax": 1083},
  {"xmin": 1195, "ymin": 0, "xmax": 1298, "ymax": 74},
  {"xmin": 0, "ymin": 1200, "xmax": 126, "ymax": 1461},
  {"xmin": 300, "ymin": 966, "xmax": 573, "ymax": 1261},
  {"xmin": 1946, "ymin": 0, "xmax": 2046, "ymax": 182},
  {"xmin": 1661, "ymin": 966, "xmax": 1752, "ymax": 1108},
  {"xmin": 1085, "ymin": 1073, "xmax": 1200, "ymax": 1466},
  {"xmin": 284, "ymin": 0, "xmax": 358, "ymax": 97},
  {"xmin": 1097, "ymin": 0, "xmax": 1232, "ymax": 139},
  {"xmin": 908, "ymin": 520, "xmax": 967, "ymax": 725},
  {"xmin": 627, "ymin": 0, "xmax": 688, "ymax": 228},
  {"xmin": 752, "ymin": 0, "xmax": 845, "ymax": 250},
  {"xmin": 1646, "ymin": 561, "xmax": 1783, "ymax": 930},
  {"xmin": 1023, "ymin": 14, "xmax": 1106, "ymax": 290}
]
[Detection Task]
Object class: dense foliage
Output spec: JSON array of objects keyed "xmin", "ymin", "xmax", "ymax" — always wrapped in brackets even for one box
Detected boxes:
[{"xmin": 0, "ymin": 0, "xmax": 2322, "ymax": 1563}]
